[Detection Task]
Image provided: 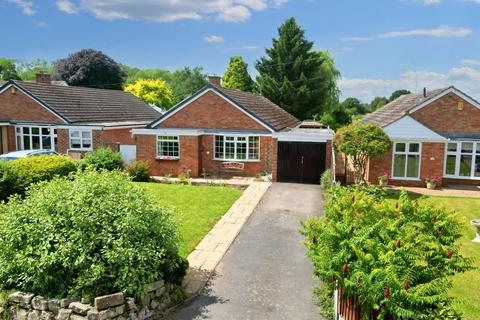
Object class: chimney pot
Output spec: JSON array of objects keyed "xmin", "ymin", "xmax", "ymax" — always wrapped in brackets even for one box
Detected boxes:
[
  {"xmin": 423, "ymin": 87, "xmax": 427, "ymax": 97},
  {"xmin": 208, "ymin": 75, "xmax": 221, "ymax": 87},
  {"xmin": 36, "ymin": 73, "xmax": 52, "ymax": 85}
]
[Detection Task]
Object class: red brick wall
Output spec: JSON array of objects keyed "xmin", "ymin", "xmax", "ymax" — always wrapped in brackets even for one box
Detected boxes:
[
  {"xmin": 0, "ymin": 88, "xmax": 64, "ymax": 123},
  {"xmin": 411, "ymin": 93, "xmax": 480, "ymax": 133},
  {"xmin": 103, "ymin": 128, "xmax": 136, "ymax": 147},
  {"xmin": 156, "ymin": 91, "xmax": 269, "ymax": 131},
  {"xmin": 56, "ymin": 129, "xmax": 115, "ymax": 155}
]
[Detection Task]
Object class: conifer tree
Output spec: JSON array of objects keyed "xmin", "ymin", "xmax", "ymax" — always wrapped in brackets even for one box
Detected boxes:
[{"xmin": 222, "ymin": 56, "xmax": 255, "ymax": 92}]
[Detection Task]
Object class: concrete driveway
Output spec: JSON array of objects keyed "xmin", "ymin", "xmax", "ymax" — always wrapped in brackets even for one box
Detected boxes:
[{"xmin": 169, "ymin": 183, "xmax": 324, "ymax": 320}]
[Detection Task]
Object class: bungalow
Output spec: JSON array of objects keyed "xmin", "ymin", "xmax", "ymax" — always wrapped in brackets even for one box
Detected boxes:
[
  {"xmin": 0, "ymin": 74, "xmax": 160, "ymax": 163},
  {"xmin": 360, "ymin": 86, "xmax": 480, "ymax": 187},
  {"xmin": 132, "ymin": 76, "xmax": 333, "ymax": 183}
]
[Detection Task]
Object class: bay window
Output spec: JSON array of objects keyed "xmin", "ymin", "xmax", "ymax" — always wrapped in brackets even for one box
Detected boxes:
[
  {"xmin": 444, "ymin": 142, "xmax": 480, "ymax": 179},
  {"xmin": 214, "ymin": 135, "xmax": 260, "ymax": 161},
  {"xmin": 69, "ymin": 129, "xmax": 92, "ymax": 150},
  {"xmin": 392, "ymin": 142, "xmax": 421, "ymax": 179},
  {"xmin": 16, "ymin": 126, "xmax": 56, "ymax": 150},
  {"xmin": 157, "ymin": 136, "xmax": 180, "ymax": 159}
]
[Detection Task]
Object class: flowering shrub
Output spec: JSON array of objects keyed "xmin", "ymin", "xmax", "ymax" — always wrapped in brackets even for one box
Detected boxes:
[
  {"xmin": 425, "ymin": 175, "xmax": 441, "ymax": 184},
  {"xmin": 177, "ymin": 167, "xmax": 192, "ymax": 183},
  {"xmin": 302, "ymin": 185, "xmax": 472, "ymax": 319},
  {"xmin": 378, "ymin": 171, "xmax": 390, "ymax": 182},
  {"xmin": 125, "ymin": 160, "xmax": 150, "ymax": 182}
]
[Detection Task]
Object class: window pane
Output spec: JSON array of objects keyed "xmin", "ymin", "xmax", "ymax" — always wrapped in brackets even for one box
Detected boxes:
[
  {"xmin": 446, "ymin": 155, "xmax": 457, "ymax": 175},
  {"xmin": 406, "ymin": 155, "xmax": 420, "ymax": 178},
  {"xmin": 475, "ymin": 156, "xmax": 480, "ymax": 177},
  {"xmin": 23, "ymin": 135, "xmax": 30, "ymax": 150},
  {"xmin": 70, "ymin": 131, "xmax": 80, "ymax": 138},
  {"xmin": 395, "ymin": 143, "xmax": 406, "ymax": 152},
  {"xmin": 31, "ymin": 136, "xmax": 41, "ymax": 149},
  {"xmin": 236, "ymin": 142, "xmax": 247, "ymax": 160},
  {"xmin": 42, "ymin": 128, "xmax": 50, "ymax": 135},
  {"xmin": 215, "ymin": 136, "xmax": 224, "ymax": 159},
  {"xmin": 32, "ymin": 127, "xmax": 39, "ymax": 135},
  {"xmin": 409, "ymin": 143, "xmax": 420, "ymax": 153},
  {"xmin": 82, "ymin": 131, "xmax": 91, "ymax": 139},
  {"xmin": 237, "ymin": 137, "xmax": 246, "ymax": 141},
  {"xmin": 225, "ymin": 136, "xmax": 234, "ymax": 141},
  {"xmin": 459, "ymin": 154, "xmax": 473, "ymax": 176},
  {"xmin": 82, "ymin": 139, "xmax": 92, "ymax": 149},
  {"xmin": 16, "ymin": 136, "xmax": 21, "ymax": 150},
  {"xmin": 71, "ymin": 139, "xmax": 81, "ymax": 149},
  {"xmin": 461, "ymin": 142, "xmax": 473, "ymax": 153},
  {"xmin": 23, "ymin": 127, "xmax": 30, "ymax": 135},
  {"xmin": 225, "ymin": 142, "xmax": 235, "ymax": 159},
  {"xmin": 393, "ymin": 155, "xmax": 406, "ymax": 177},
  {"xmin": 477, "ymin": 143, "xmax": 480, "ymax": 154},
  {"xmin": 42, "ymin": 136, "xmax": 51, "ymax": 150},
  {"xmin": 447, "ymin": 143, "xmax": 457, "ymax": 152},
  {"xmin": 248, "ymin": 137, "xmax": 259, "ymax": 160}
]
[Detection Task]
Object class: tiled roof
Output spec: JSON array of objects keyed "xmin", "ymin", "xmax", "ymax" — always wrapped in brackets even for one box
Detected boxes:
[
  {"xmin": 214, "ymin": 86, "xmax": 300, "ymax": 131},
  {"xmin": 11, "ymin": 81, "xmax": 161, "ymax": 124},
  {"xmin": 359, "ymin": 87, "xmax": 450, "ymax": 127}
]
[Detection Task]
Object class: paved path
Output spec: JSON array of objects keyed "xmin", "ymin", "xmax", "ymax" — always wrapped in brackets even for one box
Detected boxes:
[{"xmin": 169, "ymin": 183, "xmax": 324, "ymax": 320}]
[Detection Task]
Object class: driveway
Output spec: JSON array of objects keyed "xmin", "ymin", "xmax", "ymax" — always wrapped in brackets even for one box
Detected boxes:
[{"xmin": 169, "ymin": 182, "xmax": 324, "ymax": 320}]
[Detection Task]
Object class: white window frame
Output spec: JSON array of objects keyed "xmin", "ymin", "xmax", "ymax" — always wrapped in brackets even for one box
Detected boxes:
[
  {"xmin": 15, "ymin": 125, "xmax": 56, "ymax": 151},
  {"xmin": 213, "ymin": 134, "xmax": 260, "ymax": 162},
  {"xmin": 156, "ymin": 135, "xmax": 180, "ymax": 160},
  {"xmin": 443, "ymin": 141, "xmax": 480, "ymax": 180},
  {"xmin": 69, "ymin": 129, "xmax": 93, "ymax": 151},
  {"xmin": 391, "ymin": 141, "xmax": 422, "ymax": 180}
]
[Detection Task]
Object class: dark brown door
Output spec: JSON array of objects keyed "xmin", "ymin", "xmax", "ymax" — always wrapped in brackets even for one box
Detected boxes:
[{"xmin": 277, "ymin": 142, "xmax": 326, "ymax": 184}]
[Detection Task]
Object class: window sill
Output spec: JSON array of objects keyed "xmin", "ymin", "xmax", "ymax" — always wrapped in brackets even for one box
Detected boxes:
[
  {"xmin": 213, "ymin": 158, "xmax": 260, "ymax": 163},
  {"xmin": 390, "ymin": 177, "xmax": 421, "ymax": 181},
  {"xmin": 443, "ymin": 175, "xmax": 480, "ymax": 180},
  {"xmin": 69, "ymin": 148, "xmax": 92, "ymax": 152},
  {"xmin": 155, "ymin": 156, "xmax": 180, "ymax": 161}
]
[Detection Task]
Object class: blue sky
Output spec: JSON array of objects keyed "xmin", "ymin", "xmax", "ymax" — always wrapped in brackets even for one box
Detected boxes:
[{"xmin": 1, "ymin": 0, "xmax": 479, "ymax": 102}]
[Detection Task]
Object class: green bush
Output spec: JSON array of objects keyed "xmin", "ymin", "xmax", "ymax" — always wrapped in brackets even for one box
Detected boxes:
[
  {"xmin": 320, "ymin": 169, "xmax": 334, "ymax": 190},
  {"xmin": 302, "ymin": 186, "xmax": 472, "ymax": 320},
  {"xmin": 80, "ymin": 147, "xmax": 123, "ymax": 171},
  {"xmin": 0, "ymin": 170, "xmax": 187, "ymax": 300},
  {"xmin": 9, "ymin": 155, "xmax": 77, "ymax": 186},
  {"xmin": 125, "ymin": 160, "xmax": 150, "ymax": 182},
  {"xmin": 0, "ymin": 162, "xmax": 23, "ymax": 201}
]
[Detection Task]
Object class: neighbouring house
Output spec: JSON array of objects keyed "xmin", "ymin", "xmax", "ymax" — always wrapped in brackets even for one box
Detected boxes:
[
  {"xmin": 0, "ymin": 74, "xmax": 160, "ymax": 163},
  {"xmin": 360, "ymin": 86, "xmax": 480, "ymax": 187},
  {"xmin": 132, "ymin": 76, "xmax": 333, "ymax": 183}
]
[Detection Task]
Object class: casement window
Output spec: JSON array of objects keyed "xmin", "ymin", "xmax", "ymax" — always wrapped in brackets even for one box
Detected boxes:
[
  {"xmin": 69, "ymin": 129, "xmax": 93, "ymax": 150},
  {"xmin": 15, "ymin": 126, "xmax": 56, "ymax": 150},
  {"xmin": 392, "ymin": 142, "xmax": 421, "ymax": 179},
  {"xmin": 444, "ymin": 142, "xmax": 480, "ymax": 179},
  {"xmin": 157, "ymin": 136, "xmax": 180, "ymax": 159},
  {"xmin": 214, "ymin": 135, "xmax": 260, "ymax": 161}
]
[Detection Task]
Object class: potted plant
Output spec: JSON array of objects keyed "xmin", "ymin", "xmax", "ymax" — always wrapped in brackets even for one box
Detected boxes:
[
  {"xmin": 425, "ymin": 176, "xmax": 441, "ymax": 189},
  {"xmin": 378, "ymin": 172, "xmax": 390, "ymax": 187}
]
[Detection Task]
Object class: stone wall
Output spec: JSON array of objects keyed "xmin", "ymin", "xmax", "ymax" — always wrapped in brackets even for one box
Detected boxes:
[{"xmin": 0, "ymin": 280, "xmax": 179, "ymax": 320}]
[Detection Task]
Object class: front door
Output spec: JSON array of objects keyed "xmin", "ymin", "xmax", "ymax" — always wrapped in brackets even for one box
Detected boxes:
[{"xmin": 277, "ymin": 142, "xmax": 327, "ymax": 184}]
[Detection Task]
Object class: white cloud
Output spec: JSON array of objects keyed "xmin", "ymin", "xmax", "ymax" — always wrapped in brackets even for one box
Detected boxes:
[
  {"xmin": 379, "ymin": 25, "xmax": 472, "ymax": 38},
  {"xmin": 61, "ymin": 0, "xmax": 285, "ymax": 23},
  {"xmin": 36, "ymin": 21, "xmax": 47, "ymax": 27},
  {"xmin": 339, "ymin": 67, "xmax": 480, "ymax": 102},
  {"xmin": 461, "ymin": 59, "xmax": 480, "ymax": 66},
  {"xmin": 423, "ymin": 0, "xmax": 440, "ymax": 5},
  {"xmin": 5, "ymin": 0, "xmax": 35, "ymax": 16},
  {"xmin": 203, "ymin": 35, "xmax": 224, "ymax": 43},
  {"xmin": 56, "ymin": 0, "xmax": 77, "ymax": 14},
  {"xmin": 341, "ymin": 37, "xmax": 374, "ymax": 42}
]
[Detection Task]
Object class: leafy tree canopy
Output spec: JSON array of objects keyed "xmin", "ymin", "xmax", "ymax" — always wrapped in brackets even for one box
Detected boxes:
[
  {"xmin": 389, "ymin": 89, "xmax": 411, "ymax": 101},
  {"xmin": 341, "ymin": 97, "xmax": 368, "ymax": 116},
  {"xmin": 319, "ymin": 101, "xmax": 351, "ymax": 130},
  {"xmin": 16, "ymin": 59, "xmax": 53, "ymax": 80},
  {"xmin": 169, "ymin": 67, "xmax": 208, "ymax": 104},
  {"xmin": 54, "ymin": 49, "xmax": 125, "ymax": 90},
  {"xmin": 222, "ymin": 56, "xmax": 255, "ymax": 92},
  {"xmin": 0, "ymin": 58, "xmax": 20, "ymax": 80},
  {"xmin": 125, "ymin": 79, "xmax": 174, "ymax": 110},
  {"xmin": 369, "ymin": 96, "xmax": 389, "ymax": 112}
]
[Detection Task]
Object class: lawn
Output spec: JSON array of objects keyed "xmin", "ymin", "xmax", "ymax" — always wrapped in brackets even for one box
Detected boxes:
[
  {"xmin": 135, "ymin": 182, "xmax": 242, "ymax": 258},
  {"xmin": 387, "ymin": 192, "xmax": 480, "ymax": 320}
]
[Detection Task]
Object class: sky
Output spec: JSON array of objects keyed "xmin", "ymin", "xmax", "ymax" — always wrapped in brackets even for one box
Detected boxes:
[{"xmin": 1, "ymin": 0, "xmax": 479, "ymax": 102}]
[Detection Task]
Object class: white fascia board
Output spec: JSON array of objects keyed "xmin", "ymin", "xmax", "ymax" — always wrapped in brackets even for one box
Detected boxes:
[
  {"xmin": 274, "ymin": 131, "xmax": 333, "ymax": 142},
  {"xmin": 132, "ymin": 128, "xmax": 204, "ymax": 136},
  {"xmin": 409, "ymin": 87, "xmax": 480, "ymax": 113},
  {"xmin": 56, "ymin": 125, "xmax": 104, "ymax": 130},
  {"xmin": 150, "ymin": 88, "xmax": 274, "ymax": 133},
  {"xmin": 383, "ymin": 116, "xmax": 446, "ymax": 142}
]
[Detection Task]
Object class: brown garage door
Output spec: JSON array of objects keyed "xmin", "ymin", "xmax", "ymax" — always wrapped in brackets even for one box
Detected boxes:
[{"xmin": 277, "ymin": 141, "xmax": 326, "ymax": 184}]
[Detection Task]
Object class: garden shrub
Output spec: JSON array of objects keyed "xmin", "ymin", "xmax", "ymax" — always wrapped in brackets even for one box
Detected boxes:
[
  {"xmin": 80, "ymin": 147, "xmax": 123, "ymax": 171},
  {"xmin": 125, "ymin": 160, "xmax": 150, "ymax": 182},
  {"xmin": 302, "ymin": 186, "xmax": 472, "ymax": 320},
  {"xmin": 9, "ymin": 155, "xmax": 77, "ymax": 186},
  {"xmin": 320, "ymin": 169, "xmax": 334, "ymax": 190},
  {"xmin": 0, "ymin": 162, "xmax": 23, "ymax": 201},
  {"xmin": 0, "ymin": 170, "xmax": 187, "ymax": 300}
]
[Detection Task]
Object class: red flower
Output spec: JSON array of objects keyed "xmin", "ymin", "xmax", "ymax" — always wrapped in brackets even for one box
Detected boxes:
[
  {"xmin": 312, "ymin": 235, "xmax": 317, "ymax": 246},
  {"xmin": 448, "ymin": 251, "xmax": 453, "ymax": 258},
  {"xmin": 404, "ymin": 276, "xmax": 409, "ymax": 290},
  {"xmin": 384, "ymin": 287, "xmax": 390, "ymax": 298},
  {"xmin": 396, "ymin": 240, "xmax": 401, "ymax": 249},
  {"xmin": 343, "ymin": 263, "xmax": 349, "ymax": 275}
]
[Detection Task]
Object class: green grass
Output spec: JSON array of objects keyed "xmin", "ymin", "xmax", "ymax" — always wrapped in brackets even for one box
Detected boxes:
[
  {"xmin": 135, "ymin": 182, "xmax": 242, "ymax": 258},
  {"xmin": 387, "ymin": 192, "xmax": 480, "ymax": 320}
]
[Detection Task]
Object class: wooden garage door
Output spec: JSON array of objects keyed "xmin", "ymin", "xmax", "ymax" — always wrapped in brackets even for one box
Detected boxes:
[{"xmin": 277, "ymin": 142, "xmax": 326, "ymax": 184}]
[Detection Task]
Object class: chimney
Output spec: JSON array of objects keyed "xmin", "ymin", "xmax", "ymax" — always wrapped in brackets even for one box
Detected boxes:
[
  {"xmin": 208, "ymin": 75, "xmax": 221, "ymax": 87},
  {"xmin": 36, "ymin": 73, "xmax": 52, "ymax": 85},
  {"xmin": 423, "ymin": 87, "xmax": 427, "ymax": 97}
]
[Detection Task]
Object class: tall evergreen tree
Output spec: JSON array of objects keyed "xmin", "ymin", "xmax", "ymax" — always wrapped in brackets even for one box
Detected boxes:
[
  {"xmin": 0, "ymin": 58, "xmax": 21, "ymax": 80},
  {"xmin": 255, "ymin": 17, "xmax": 329, "ymax": 119},
  {"xmin": 222, "ymin": 56, "xmax": 255, "ymax": 92}
]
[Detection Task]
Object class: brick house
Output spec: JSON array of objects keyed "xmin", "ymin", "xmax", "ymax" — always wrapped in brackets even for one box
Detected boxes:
[
  {"xmin": 360, "ymin": 86, "xmax": 480, "ymax": 187},
  {"xmin": 132, "ymin": 76, "xmax": 333, "ymax": 183},
  {"xmin": 0, "ymin": 74, "xmax": 160, "ymax": 162}
]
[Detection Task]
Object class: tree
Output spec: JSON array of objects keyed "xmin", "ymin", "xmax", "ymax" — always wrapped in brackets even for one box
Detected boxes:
[
  {"xmin": 169, "ymin": 67, "xmax": 207, "ymax": 104},
  {"xmin": 222, "ymin": 56, "xmax": 255, "ymax": 92},
  {"xmin": 124, "ymin": 79, "xmax": 174, "ymax": 110},
  {"xmin": 17, "ymin": 59, "xmax": 53, "ymax": 80},
  {"xmin": 53, "ymin": 49, "xmax": 125, "ymax": 90},
  {"xmin": 389, "ymin": 89, "xmax": 411, "ymax": 101},
  {"xmin": 0, "ymin": 58, "xmax": 20, "ymax": 80},
  {"xmin": 319, "ymin": 101, "xmax": 351, "ymax": 130},
  {"xmin": 369, "ymin": 96, "xmax": 389, "ymax": 111},
  {"xmin": 334, "ymin": 123, "xmax": 391, "ymax": 184},
  {"xmin": 341, "ymin": 97, "xmax": 368, "ymax": 116},
  {"xmin": 256, "ymin": 17, "xmax": 333, "ymax": 120},
  {"xmin": 122, "ymin": 65, "xmax": 172, "ymax": 85}
]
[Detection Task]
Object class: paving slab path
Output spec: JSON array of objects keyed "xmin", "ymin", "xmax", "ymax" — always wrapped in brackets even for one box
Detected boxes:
[{"xmin": 169, "ymin": 182, "xmax": 324, "ymax": 320}]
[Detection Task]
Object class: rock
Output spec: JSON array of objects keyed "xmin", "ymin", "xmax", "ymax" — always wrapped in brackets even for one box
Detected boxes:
[
  {"xmin": 140, "ymin": 295, "xmax": 150, "ymax": 309},
  {"xmin": 32, "ymin": 296, "xmax": 49, "ymax": 311},
  {"xmin": 127, "ymin": 312, "xmax": 138, "ymax": 320},
  {"xmin": 14, "ymin": 308, "xmax": 29, "ymax": 320},
  {"xmin": 125, "ymin": 298, "xmax": 137, "ymax": 312},
  {"xmin": 86, "ymin": 310, "xmax": 98, "ymax": 320},
  {"xmin": 97, "ymin": 305, "xmax": 125, "ymax": 320},
  {"xmin": 59, "ymin": 299, "xmax": 73, "ymax": 309},
  {"xmin": 94, "ymin": 293, "xmax": 124, "ymax": 311},
  {"xmin": 70, "ymin": 315, "xmax": 87, "ymax": 320},
  {"xmin": 146, "ymin": 280, "xmax": 164, "ymax": 292},
  {"xmin": 69, "ymin": 303, "xmax": 91, "ymax": 316},
  {"xmin": 154, "ymin": 287, "xmax": 165, "ymax": 298},
  {"xmin": 56, "ymin": 309, "xmax": 72, "ymax": 320},
  {"xmin": 48, "ymin": 300, "xmax": 61, "ymax": 314},
  {"xmin": 40, "ymin": 311, "xmax": 55, "ymax": 320},
  {"xmin": 28, "ymin": 310, "xmax": 41, "ymax": 320},
  {"xmin": 10, "ymin": 292, "xmax": 35, "ymax": 308},
  {"xmin": 149, "ymin": 300, "xmax": 158, "ymax": 310},
  {"xmin": 136, "ymin": 308, "xmax": 151, "ymax": 320}
]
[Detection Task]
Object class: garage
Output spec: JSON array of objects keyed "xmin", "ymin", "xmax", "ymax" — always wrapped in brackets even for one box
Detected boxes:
[{"xmin": 274, "ymin": 121, "xmax": 333, "ymax": 184}]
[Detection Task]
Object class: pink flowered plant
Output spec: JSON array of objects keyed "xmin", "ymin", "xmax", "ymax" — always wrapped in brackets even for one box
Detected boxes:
[
  {"xmin": 378, "ymin": 171, "xmax": 390, "ymax": 182},
  {"xmin": 425, "ymin": 176, "xmax": 441, "ymax": 184}
]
